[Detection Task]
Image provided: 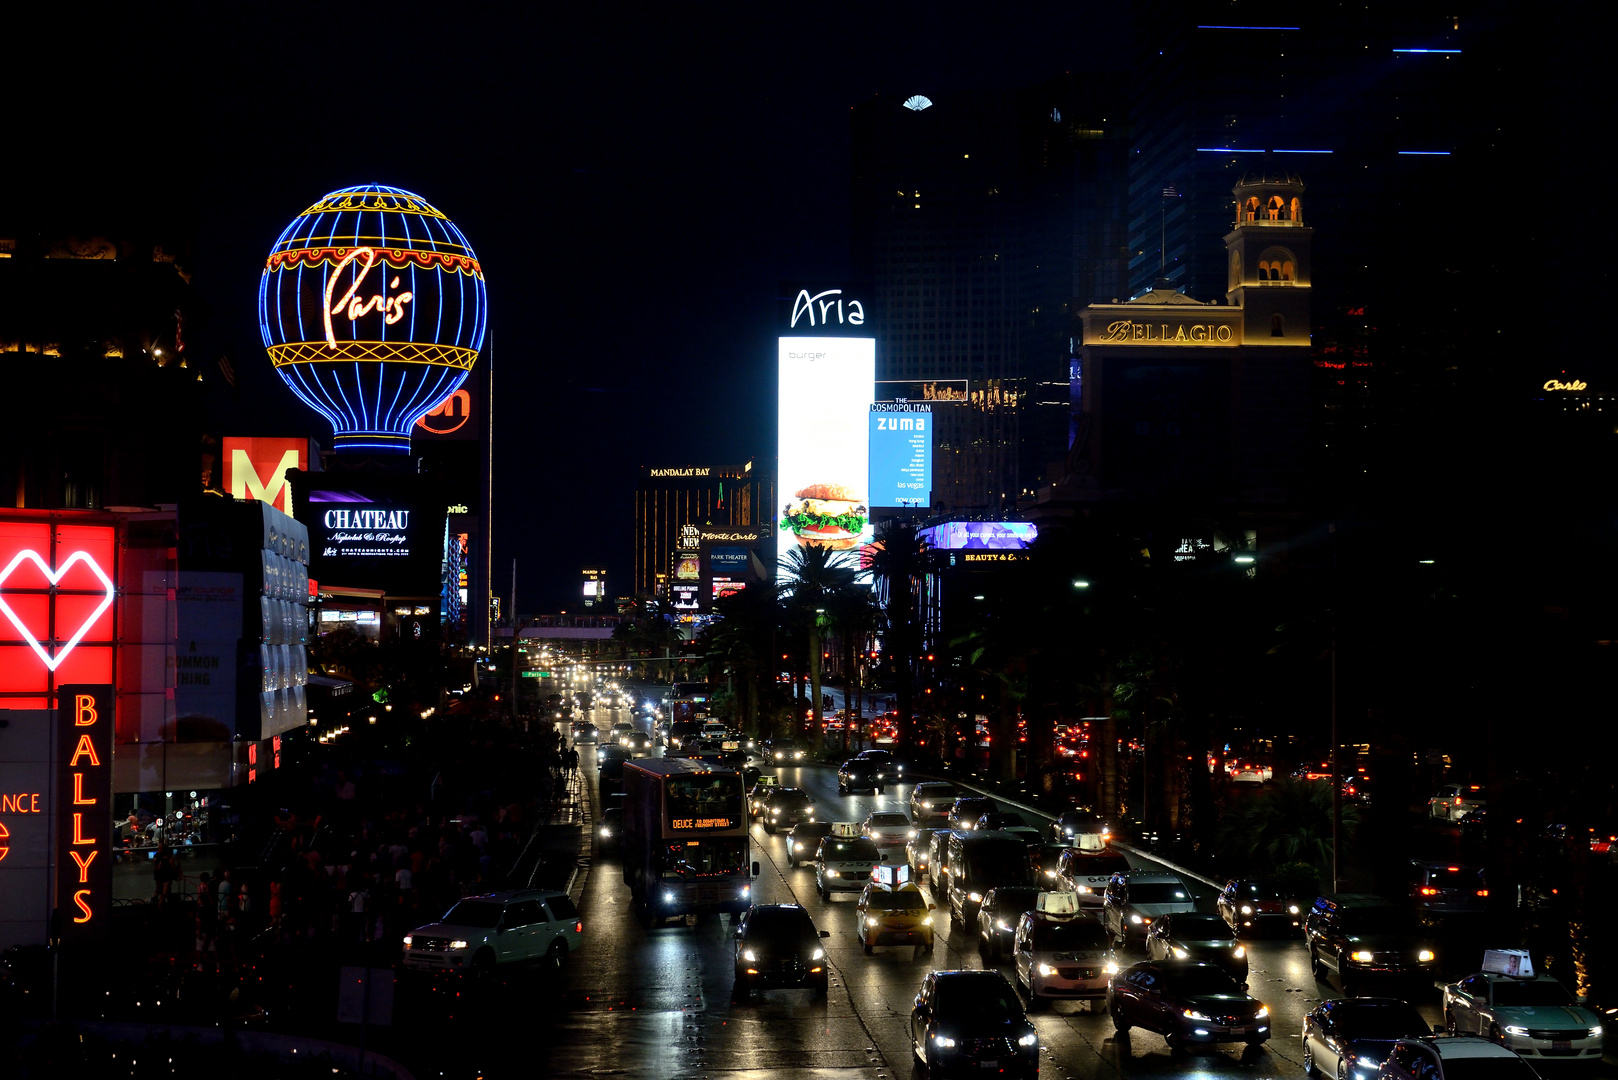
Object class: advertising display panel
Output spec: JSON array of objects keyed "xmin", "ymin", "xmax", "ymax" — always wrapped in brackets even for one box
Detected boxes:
[
  {"xmin": 777, "ymin": 336, "xmax": 875, "ymax": 572},
  {"xmin": 223, "ymin": 437, "xmax": 310, "ymax": 516},
  {"xmin": 869, "ymin": 403, "xmax": 933, "ymax": 508},
  {"xmin": 293, "ymin": 473, "xmax": 446, "ymax": 599},
  {"xmin": 0, "ymin": 519, "xmax": 118, "ymax": 709},
  {"xmin": 670, "ymin": 583, "xmax": 701, "ymax": 612},
  {"xmin": 0, "ymin": 709, "xmax": 52, "ymax": 951},
  {"xmin": 918, "ymin": 521, "xmax": 1039, "ymax": 550}
]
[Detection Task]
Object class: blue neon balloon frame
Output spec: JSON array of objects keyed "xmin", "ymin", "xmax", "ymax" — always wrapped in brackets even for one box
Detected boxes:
[{"xmin": 259, "ymin": 184, "xmax": 487, "ymax": 455}]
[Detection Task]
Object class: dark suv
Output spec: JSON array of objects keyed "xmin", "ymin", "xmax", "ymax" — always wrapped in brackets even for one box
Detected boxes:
[
  {"xmin": 732, "ymin": 903, "xmax": 830, "ymax": 1001},
  {"xmin": 838, "ymin": 758, "xmax": 884, "ymax": 794},
  {"xmin": 761, "ymin": 789, "xmax": 816, "ymax": 834},
  {"xmin": 948, "ymin": 796, "xmax": 997, "ymax": 830},
  {"xmin": 1304, "ymin": 893, "xmax": 1438, "ymax": 991}
]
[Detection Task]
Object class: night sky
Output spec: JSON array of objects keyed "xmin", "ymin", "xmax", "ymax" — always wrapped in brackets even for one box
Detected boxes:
[{"xmin": 7, "ymin": 4, "xmax": 1126, "ymax": 611}]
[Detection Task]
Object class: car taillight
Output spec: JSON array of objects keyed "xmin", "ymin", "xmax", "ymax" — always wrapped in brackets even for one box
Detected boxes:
[
  {"xmin": 1420, "ymin": 887, "xmax": 1439, "ymax": 896},
  {"xmin": 1476, "ymin": 890, "xmax": 1488, "ymax": 898},
  {"xmin": 576, "ymin": 921, "xmax": 583, "ymax": 932}
]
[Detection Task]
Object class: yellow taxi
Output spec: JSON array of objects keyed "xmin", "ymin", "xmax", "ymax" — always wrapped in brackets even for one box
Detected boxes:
[{"xmin": 856, "ymin": 864, "xmax": 936, "ymax": 960}]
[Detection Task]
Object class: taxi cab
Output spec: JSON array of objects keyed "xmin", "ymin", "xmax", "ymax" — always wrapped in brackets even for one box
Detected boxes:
[
  {"xmin": 1012, "ymin": 891, "xmax": 1117, "ymax": 1011},
  {"xmin": 856, "ymin": 864, "xmax": 936, "ymax": 959},
  {"xmin": 816, "ymin": 824, "xmax": 888, "ymax": 900}
]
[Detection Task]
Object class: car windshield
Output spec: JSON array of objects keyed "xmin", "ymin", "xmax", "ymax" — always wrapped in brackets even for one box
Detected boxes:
[
  {"xmin": 1492, "ymin": 980, "xmax": 1576, "ymax": 1007},
  {"xmin": 990, "ymin": 889, "xmax": 1040, "ymax": 915},
  {"xmin": 1128, "ymin": 883, "xmax": 1192, "ymax": 904},
  {"xmin": 964, "ymin": 843, "xmax": 1034, "ymax": 882},
  {"xmin": 774, "ymin": 791, "xmax": 812, "ymax": 806},
  {"xmin": 1167, "ymin": 965, "xmax": 1243, "ymax": 995},
  {"xmin": 1067, "ymin": 855, "xmax": 1131, "ymax": 877},
  {"xmin": 1173, "ymin": 916, "xmax": 1234, "ymax": 942},
  {"xmin": 934, "ymin": 976, "xmax": 1023, "ymax": 1019},
  {"xmin": 1333, "ymin": 1003, "xmax": 1430, "ymax": 1038},
  {"xmin": 1034, "ymin": 921, "xmax": 1112, "ymax": 950},
  {"xmin": 872, "ymin": 891, "xmax": 927, "ymax": 911},
  {"xmin": 918, "ymin": 784, "xmax": 958, "ymax": 797},
  {"xmin": 747, "ymin": 910, "xmax": 816, "ymax": 944},
  {"xmin": 1342, "ymin": 909, "xmax": 1422, "ymax": 935},
  {"xmin": 441, "ymin": 900, "xmax": 504, "ymax": 928},
  {"xmin": 1439, "ymin": 1059, "xmax": 1540, "ymax": 1080},
  {"xmin": 869, "ymin": 813, "xmax": 908, "ymax": 826},
  {"xmin": 1236, "ymin": 882, "xmax": 1283, "ymax": 900},
  {"xmin": 825, "ymin": 839, "xmax": 880, "ymax": 860}
]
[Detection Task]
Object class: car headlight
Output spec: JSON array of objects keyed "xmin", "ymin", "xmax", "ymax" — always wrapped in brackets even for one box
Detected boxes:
[
  {"xmin": 1018, "ymin": 1033, "xmax": 1037, "ymax": 1047},
  {"xmin": 1418, "ymin": 949, "xmax": 1435, "ymax": 962},
  {"xmin": 449, "ymin": 940, "xmax": 469, "ymax": 950},
  {"xmin": 996, "ymin": 920, "xmax": 1011, "ymax": 931},
  {"xmin": 811, "ymin": 947, "xmax": 825, "ymax": 960},
  {"xmin": 921, "ymin": 915, "xmax": 932, "ymax": 926},
  {"xmin": 1130, "ymin": 914, "xmax": 1144, "ymax": 924},
  {"xmin": 1076, "ymin": 885, "xmax": 1092, "ymax": 894},
  {"xmin": 1289, "ymin": 904, "xmax": 1301, "ymax": 914},
  {"xmin": 1241, "ymin": 905, "xmax": 1253, "ymax": 915},
  {"xmin": 934, "ymin": 1035, "xmax": 956, "ymax": 1048},
  {"xmin": 663, "ymin": 891, "xmax": 675, "ymax": 904},
  {"xmin": 1233, "ymin": 946, "xmax": 1245, "ymax": 958},
  {"xmin": 794, "ymin": 843, "xmax": 803, "ymax": 851},
  {"xmin": 794, "ymin": 751, "xmax": 804, "ymax": 759},
  {"xmin": 1350, "ymin": 950, "xmax": 1374, "ymax": 963},
  {"xmin": 743, "ymin": 949, "xmax": 758, "ymax": 962},
  {"xmin": 1037, "ymin": 963, "xmax": 1056, "ymax": 977},
  {"xmin": 1172, "ymin": 947, "xmax": 1188, "ymax": 959},
  {"xmin": 1589, "ymin": 1026, "xmax": 1604, "ymax": 1038},
  {"xmin": 600, "ymin": 827, "xmax": 612, "ymax": 837},
  {"xmin": 908, "ymin": 829, "xmax": 918, "ymax": 838},
  {"xmin": 1255, "ymin": 1006, "xmax": 1268, "ymax": 1019},
  {"xmin": 1184, "ymin": 1009, "xmax": 1212, "ymax": 1021},
  {"xmin": 1105, "ymin": 960, "xmax": 1119, "ymax": 974},
  {"xmin": 775, "ymin": 752, "xmax": 783, "ymax": 759},
  {"xmin": 742, "ymin": 884, "xmax": 750, "ymax": 896},
  {"xmin": 826, "ymin": 870, "xmax": 840, "ymax": 878},
  {"xmin": 1505, "ymin": 1025, "xmax": 1528, "ymax": 1036},
  {"xmin": 402, "ymin": 935, "xmax": 414, "ymax": 946},
  {"xmin": 967, "ymin": 892, "xmax": 982, "ymax": 903}
]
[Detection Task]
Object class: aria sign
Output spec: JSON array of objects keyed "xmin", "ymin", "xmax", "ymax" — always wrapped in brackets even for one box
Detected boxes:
[
  {"xmin": 0, "ymin": 521, "xmax": 117, "ymax": 702},
  {"xmin": 790, "ymin": 288, "xmax": 865, "ymax": 330}
]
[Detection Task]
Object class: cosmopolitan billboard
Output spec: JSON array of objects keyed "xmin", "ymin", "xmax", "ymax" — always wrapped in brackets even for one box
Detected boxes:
[
  {"xmin": 869, "ymin": 404, "xmax": 932, "ymax": 508},
  {"xmin": 918, "ymin": 521, "xmax": 1038, "ymax": 550},
  {"xmin": 777, "ymin": 336, "xmax": 875, "ymax": 572}
]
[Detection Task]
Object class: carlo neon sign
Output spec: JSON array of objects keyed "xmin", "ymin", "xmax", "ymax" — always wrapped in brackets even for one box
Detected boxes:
[{"xmin": 0, "ymin": 550, "xmax": 116, "ymax": 671}]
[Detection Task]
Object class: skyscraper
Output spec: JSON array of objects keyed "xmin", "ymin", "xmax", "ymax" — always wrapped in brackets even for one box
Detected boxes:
[{"xmin": 850, "ymin": 75, "xmax": 1132, "ymax": 512}]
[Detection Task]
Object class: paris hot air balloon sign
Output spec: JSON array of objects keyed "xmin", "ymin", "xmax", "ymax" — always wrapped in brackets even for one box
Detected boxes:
[{"xmin": 259, "ymin": 184, "xmax": 487, "ymax": 454}]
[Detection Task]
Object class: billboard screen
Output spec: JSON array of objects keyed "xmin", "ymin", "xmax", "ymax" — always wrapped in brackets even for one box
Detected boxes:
[
  {"xmin": 778, "ymin": 336, "xmax": 875, "ymax": 572},
  {"xmin": 869, "ymin": 404, "xmax": 933, "ymax": 508},
  {"xmin": 294, "ymin": 472, "xmax": 447, "ymax": 598},
  {"xmin": 918, "ymin": 521, "xmax": 1038, "ymax": 550},
  {"xmin": 670, "ymin": 583, "xmax": 701, "ymax": 612}
]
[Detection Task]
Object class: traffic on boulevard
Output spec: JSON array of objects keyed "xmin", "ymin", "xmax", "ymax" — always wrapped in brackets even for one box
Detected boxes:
[{"xmin": 489, "ymin": 681, "xmax": 1614, "ymax": 1080}]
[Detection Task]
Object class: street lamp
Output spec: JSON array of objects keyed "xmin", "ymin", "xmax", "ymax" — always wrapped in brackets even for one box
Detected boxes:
[{"xmin": 1072, "ymin": 579, "xmax": 1090, "ymax": 589}]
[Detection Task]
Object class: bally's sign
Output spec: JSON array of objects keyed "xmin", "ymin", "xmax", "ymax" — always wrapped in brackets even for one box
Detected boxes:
[{"xmin": 1092, "ymin": 319, "xmax": 1238, "ymax": 345}]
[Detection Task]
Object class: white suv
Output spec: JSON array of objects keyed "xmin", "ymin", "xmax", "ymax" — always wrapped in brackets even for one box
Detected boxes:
[
  {"xmin": 403, "ymin": 889, "xmax": 583, "ymax": 975},
  {"xmin": 1428, "ymin": 784, "xmax": 1486, "ymax": 821}
]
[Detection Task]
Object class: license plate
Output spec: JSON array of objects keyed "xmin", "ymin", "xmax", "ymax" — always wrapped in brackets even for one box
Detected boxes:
[
  {"xmin": 980, "ymin": 1062, "xmax": 998, "ymax": 1069},
  {"xmin": 1553, "ymin": 1042, "xmax": 1571, "ymax": 1051}
]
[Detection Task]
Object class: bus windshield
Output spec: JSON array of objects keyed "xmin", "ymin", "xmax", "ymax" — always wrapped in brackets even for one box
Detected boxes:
[
  {"xmin": 663, "ymin": 838, "xmax": 748, "ymax": 878},
  {"xmin": 666, "ymin": 774, "xmax": 744, "ymax": 829}
]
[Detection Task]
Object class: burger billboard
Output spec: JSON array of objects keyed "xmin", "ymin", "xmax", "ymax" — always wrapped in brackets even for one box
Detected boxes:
[{"xmin": 777, "ymin": 334, "xmax": 874, "ymax": 575}]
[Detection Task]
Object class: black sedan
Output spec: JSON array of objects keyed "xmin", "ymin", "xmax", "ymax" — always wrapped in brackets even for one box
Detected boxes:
[
  {"xmin": 1145, "ymin": 913, "xmax": 1250, "ymax": 982},
  {"xmin": 1303, "ymin": 997, "xmax": 1433, "ymax": 1080},
  {"xmin": 977, "ymin": 811, "xmax": 1027, "ymax": 831},
  {"xmin": 732, "ymin": 903, "xmax": 830, "ymax": 1001},
  {"xmin": 911, "ymin": 969, "xmax": 1040, "ymax": 1079},
  {"xmin": 852, "ymin": 749, "xmax": 904, "ymax": 784},
  {"xmin": 1108, "ymin": 959, "xmax": 1271, "ymax": 1050},
  {"xmin": 975, "ymin": 885, "xmax": 1042, "ymax": 962},
  {"xmin": 786, "ymin": 820, "xmax": 834, "ymax": 868},
  {"xmin": 596, "ymin": 807, "xmax": 623, "ymax": 853}
]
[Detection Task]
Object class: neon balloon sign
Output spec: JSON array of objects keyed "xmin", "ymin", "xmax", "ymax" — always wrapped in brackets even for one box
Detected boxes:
[{"xmin": 260, "ymin": 184, "xmax": 487, "ymax": 455}]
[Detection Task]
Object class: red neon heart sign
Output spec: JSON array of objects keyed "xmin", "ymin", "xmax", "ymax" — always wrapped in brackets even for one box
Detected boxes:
[{"xmin": 0, "ymin": 550, "xmax": 117, "ymax": 671}]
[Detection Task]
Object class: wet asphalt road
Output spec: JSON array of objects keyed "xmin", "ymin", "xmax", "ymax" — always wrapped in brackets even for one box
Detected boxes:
[{"xmin": 425, "ymin": 694, "xmax": 1606, "ymax": 1080}]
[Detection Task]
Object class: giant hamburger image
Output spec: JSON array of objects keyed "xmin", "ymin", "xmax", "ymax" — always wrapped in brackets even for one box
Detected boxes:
[{"xmin": 781, "ymin": 484, "xmax": 867, "ymax": 549}]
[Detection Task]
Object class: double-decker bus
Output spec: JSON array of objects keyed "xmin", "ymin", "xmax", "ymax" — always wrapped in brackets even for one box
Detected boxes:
[
  {"xmin": 622, "ymin": 757, "xmax": 757, "ymax": 925},
  {"xmin": 667, "ymin": 681, "xmax": 713, "ymax": 726}
]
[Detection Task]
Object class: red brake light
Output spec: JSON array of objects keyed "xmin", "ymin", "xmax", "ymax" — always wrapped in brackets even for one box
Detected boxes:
[
  {"xmin": 1420, "ymin": 887, "xmax": 1439, "ymax": 896},
  {"xmin": 1476, "ymin": 890, "xmax": 1488, "ymax": 898},
  {"xmin": 576, "ymin": 921, "xmax": 583, "ymax": 932}
]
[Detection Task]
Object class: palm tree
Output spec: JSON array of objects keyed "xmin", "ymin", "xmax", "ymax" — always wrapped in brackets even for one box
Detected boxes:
[
  {"xmin": 778, "ymin": 544, "xmax": 859, "ymax": 748},
  {"xmin": 866, "ymin": 521, "xmax": 927, "ymax": 755},
  {"xmin": 700, "ymin": 582, "xmax": 779, "ymax": 735},
  {"xmin": 1219, "ymin": 778, "xmax": 1359, "ymax": 871},
  {"xmin": 826, "ymin": 584, "xmax": 879, "ymax": 752},
  {"xmin": 612, "ymin": 594, "xmax": 682, "ymax": 682}
]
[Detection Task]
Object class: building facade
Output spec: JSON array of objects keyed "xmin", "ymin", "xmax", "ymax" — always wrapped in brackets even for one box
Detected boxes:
[{"xmin": 633, "ymin": 463, "xmax": 772, "ymax": 596}]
